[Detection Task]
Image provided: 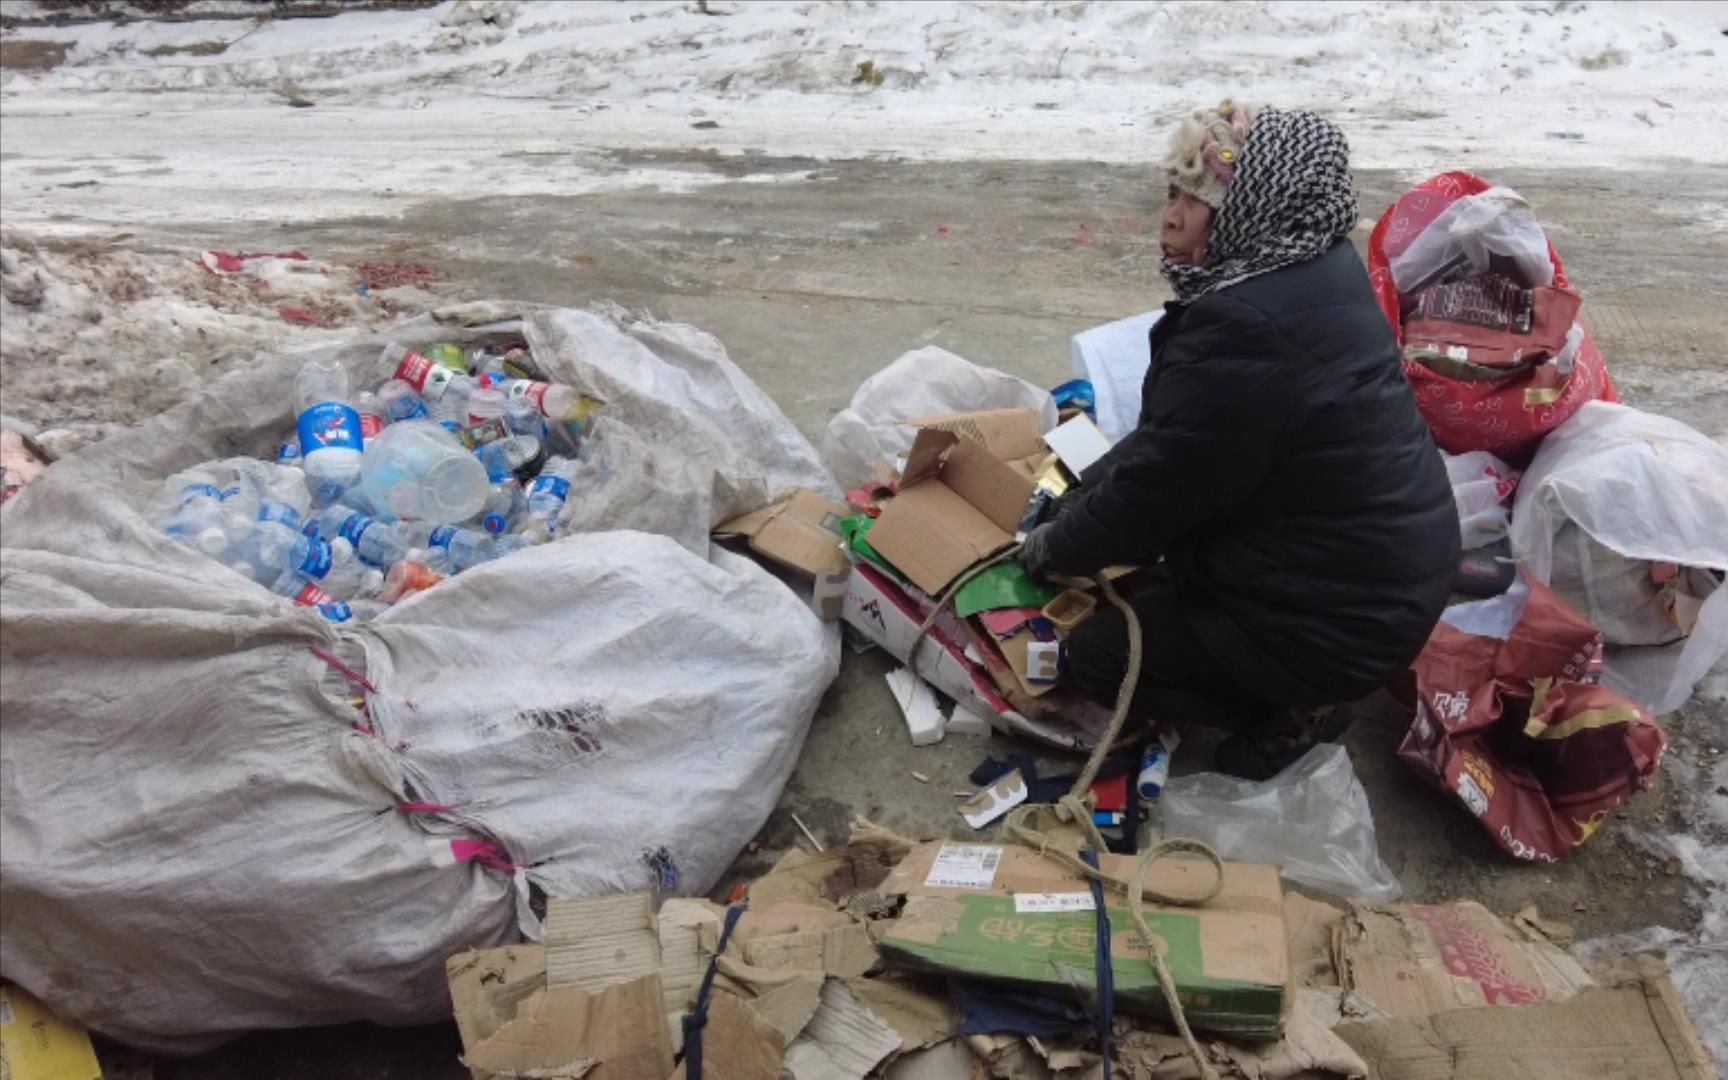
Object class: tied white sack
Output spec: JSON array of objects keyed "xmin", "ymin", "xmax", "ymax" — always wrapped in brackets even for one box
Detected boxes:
[
  {"xmin": 1510, "ymin": 401, "xmax": 1728, "ymax": 715},
  {"xmin": 0, "ymin": 303, "xmax": 839, "ymax": 1052},
  {"xmin": 821, "ymin": 346, "xmax": 1057, "ymax": 489}
]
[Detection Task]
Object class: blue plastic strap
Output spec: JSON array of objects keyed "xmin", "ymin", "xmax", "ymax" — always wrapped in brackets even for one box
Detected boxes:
[
  {"xmin": 680, "ymin": 902, "xmax": 746, "ymax": 1080},
  {"xmin": 1080, "ymin": 849, "xmax": 1114, "ymax": 1070}
]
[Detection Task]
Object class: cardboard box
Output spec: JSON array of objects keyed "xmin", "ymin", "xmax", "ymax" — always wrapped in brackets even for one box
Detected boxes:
[
  {"xmin": 877, "ymin": 842, "xmax": 1289, "ymax": 1038},
  {"xmin": 0, "ymin": 984, "xmax": 101, "ymax": 1080},
  {"xmin": 840, "ymin": 563, "xmax": 1097, "ymax": 751},
  {"xmin": 715, "ymin": 490, "xmax": 851, "ymax": 580},
  {"xmin": 906, "ymin": 409, "xmax": 1043, "ymax": 463},
  {"xmin": 867, "ymin": 427, "xmax": 1037, "ymax": 596}
]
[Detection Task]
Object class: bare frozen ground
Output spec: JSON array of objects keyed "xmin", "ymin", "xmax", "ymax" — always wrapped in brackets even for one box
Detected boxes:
[{"xmin": 3, "ymin": 122, "xmax": 1726, "ymax": 1080}]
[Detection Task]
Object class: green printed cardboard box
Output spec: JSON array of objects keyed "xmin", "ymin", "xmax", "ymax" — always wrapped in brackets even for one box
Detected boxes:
[{"xmin": 877, "ymin": 842, "xmax": 1289, "ymax": 1038}]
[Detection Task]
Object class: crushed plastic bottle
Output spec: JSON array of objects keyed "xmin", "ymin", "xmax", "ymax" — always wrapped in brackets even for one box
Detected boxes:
[
  {"xmin": 524, "ymin": 455, "xmax": 577, "ymax": 537},
  {"xmin": 355, "ymin": 390, "xmax": 388, "ymax": 446},
  {"xmin": 287, "ymin": 534, "xmax": 371, "ymax": 599},
  {"xmin": 357, "ymin": 420, "xmax": 490, "ymax": 523},
  {"xmin": 378, "ymin": 379, "xmax": 431, "ymax": 422},
  {"xmin": 313, "ymin": 506, "xmax": 408, "ymax": 569}
]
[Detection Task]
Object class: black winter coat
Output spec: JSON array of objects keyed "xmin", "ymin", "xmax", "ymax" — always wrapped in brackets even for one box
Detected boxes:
[{"xmin": 1043, "ymin": 240, "xmax": 1459, "ymax": 704}]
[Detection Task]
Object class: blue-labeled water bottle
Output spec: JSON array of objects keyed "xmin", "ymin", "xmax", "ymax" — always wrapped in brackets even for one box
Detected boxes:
[
  {"xmin": 294, "ymin": 358, "xmax": 364, "ymax": 506},
  {"xmin": 1136, "ymin": 729, "xmax": 1181, "ymax": 800}
]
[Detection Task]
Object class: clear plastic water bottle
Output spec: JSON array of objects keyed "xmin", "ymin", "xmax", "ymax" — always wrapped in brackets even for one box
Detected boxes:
[
  {"xmin": 163, "ymin": 467, "xmax": 224, "ymax": 512},
  {"xmin": 401, "ymin": 523, "xmax": 493, "ymax": 573},
  {"xmin": 265, "ymin": 565, "xmax": 336, "ymax": 607},
  {"xmin": 501, "ymin": 379, "xmax": 595, "ymax": 422},
  {"xmin": 248, "ymin": 520, "xmax": 303, "ymax": 578},
  {"xmin": 382, "ymin": 342, "xmax": 454, "ymax": 402},
  {"xmin": 472, "ymin": 481, "xmax": 525, "ymax": 536},
  {"xmin": 504, "ymin": 398, "xmax": 547, "ymax": 439},
  {"xmin": 354, "ymin": 390, "xmax": 388, "ymax": 447},
  {"xmin": 430, "ymin": 374, "xmax": 475, "ymax": 434},
  {"xmin": 525, "ymin": 455, "xmax": 577, "ymax": 532},
  {"xmin": 378, "ymin": 379, "xmax": 430, "ymax": 422},
  {"xmin": 295, "ymin": 358, "xmax": 364, "ymax": 505},
  {"xmin": 255, "ymin": 466, "xmax": 311, "ymax": 531},
  {"xmin": 465, "ymin": 385, "xmax": 506, "ymax": 428},
  {"xmin": 313, "ymin": 506, "xmax": 409, "ymax": 569},
  {"xmin": 287, "ymin": 534, "xmax": 372, "ymax": 599}
]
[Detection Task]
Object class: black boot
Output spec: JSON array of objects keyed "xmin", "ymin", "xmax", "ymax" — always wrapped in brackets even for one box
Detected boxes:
[{"xmin": 1213, "ymin": 704, "xmax": 1355, "ymax": 781}]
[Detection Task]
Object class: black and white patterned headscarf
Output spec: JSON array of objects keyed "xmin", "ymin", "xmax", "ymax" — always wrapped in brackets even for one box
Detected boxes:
[{"xmin": 1162, "ymin": 107, "xmax": 1359, "ymax": 304}]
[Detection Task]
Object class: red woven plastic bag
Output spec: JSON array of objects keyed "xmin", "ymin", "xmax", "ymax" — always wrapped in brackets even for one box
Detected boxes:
[
  {"xmin": 1401, "ymin": 572, "xmax": 1667, "ymax": 863},
  {"xmin": 1368, "ymin": 172, "xmax": 1618, "ymax": 464}
]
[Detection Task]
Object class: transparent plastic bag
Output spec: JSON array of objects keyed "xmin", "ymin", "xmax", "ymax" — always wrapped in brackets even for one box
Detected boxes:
[
  {"xmin": 1389, "ymin": 186, "xmax": 1554, "ymax": 295},
  {"xmin": 1158, "ymin": 744, "xmax": 1402, "ymax": 902},
  {"xmin": 1442, "ymin": 449, "xmax": 1519, "ymax": 550}
]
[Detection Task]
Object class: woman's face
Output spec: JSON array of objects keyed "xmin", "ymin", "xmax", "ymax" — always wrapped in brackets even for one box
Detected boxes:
[{"xmin": 1161, "ymin": 184, "xmax": 1214, "ymax": 266}]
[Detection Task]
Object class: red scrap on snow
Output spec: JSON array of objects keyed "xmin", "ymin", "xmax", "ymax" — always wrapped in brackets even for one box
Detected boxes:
[
  {"xmin": 278, "ymin": 307, "xmax": 323, "ymax": 327},
  {"xmin": 354, "ymin": 261, "xmax": 440, "ymax": 291},
  {"xmin": 200, "ymin": 250, "xmax": 310, "ymax": 273}
]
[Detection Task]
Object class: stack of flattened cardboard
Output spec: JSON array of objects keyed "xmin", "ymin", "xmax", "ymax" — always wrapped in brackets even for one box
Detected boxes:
[
  {"xmin": 445, "ymin": 824, "xmax": 963, "ymax": 1080},
  {"xmin": 445, "ymin": 828, "xmax": 1716, "ymax": 1080}
]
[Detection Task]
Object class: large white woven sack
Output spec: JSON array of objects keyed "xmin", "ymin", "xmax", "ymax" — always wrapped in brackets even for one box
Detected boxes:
[{"xmin": 0, "ymin": 304, "xmax": 839, "ymax": 1052}]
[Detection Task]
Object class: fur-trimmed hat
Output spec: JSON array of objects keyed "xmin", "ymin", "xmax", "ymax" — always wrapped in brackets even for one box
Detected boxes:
[{"xmin": 1163, "ymin": 99, "xmax": 1257, "ymax": 209}]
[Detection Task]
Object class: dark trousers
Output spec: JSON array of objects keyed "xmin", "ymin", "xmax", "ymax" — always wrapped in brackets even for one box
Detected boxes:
[{"xmin": 1061, "ymin": 570, "xmax": 1275, "ymax": 733}]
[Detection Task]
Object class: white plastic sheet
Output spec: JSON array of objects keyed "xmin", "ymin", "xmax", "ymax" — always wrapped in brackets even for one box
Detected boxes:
[
  {"xmin": 1510, "ymin": 401, "xmax": 1728, "ymax": 714},
  {"xmin": 1069, "ymin": 310, "xmax": 1160, "ymax": 441},
  {"xmin": 821, "ymin": 346, "xmax": 1057, "ymax": 488},
  {"xmin": 0, "ymin": 304, "xmax": 840, "ymax": 1051},
  {"xmin": 1158, "ymin": 744, "xmax": 1403, "ymax": 902}
]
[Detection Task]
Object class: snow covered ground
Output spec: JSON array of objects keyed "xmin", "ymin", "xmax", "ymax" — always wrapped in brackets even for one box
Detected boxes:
[{"xmin": 3, "ymin": 1, "xmax": 1725, "ymax": 202}]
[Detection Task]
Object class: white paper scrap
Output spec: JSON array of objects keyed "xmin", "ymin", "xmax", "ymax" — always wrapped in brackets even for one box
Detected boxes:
[{"xmin": 923, "ymin": 844, "xmax": 1004, "ymax": 890}]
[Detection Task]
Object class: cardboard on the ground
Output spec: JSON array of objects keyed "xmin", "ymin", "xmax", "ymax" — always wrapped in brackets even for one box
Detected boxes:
[
  {"xmin": 715, "ymin": 489, "xmax": 851, "ymax": 579},
  {"xmin": 744, "ymin": 825, "xmax": 916, "ymax": 911},
  {"xmin": 841, "ymin": 976, "xmax": 959, "ymax": 1053},
  {"xmin": 1333, "ymin": 979, "xmax": 1714, "ymax": 1080},
  {"xmin": 783, "ymin": 980, "xmax": 903, "ymax": 1080},
  {"xmin": 461, "ymin": 975, "xmax": 674, "ymax": 1080},
  {"xmin": 0, "ymin": 983, "xmax": 101, "ymax": 1080},
  {"xmin": 867, "ymin": 429, "xmax": 1037, "ymax": 595},
  {"xmin": 882, "ymin": 1039, "xmax": 974, "ymax": 1080},
  {"xmin": 658, "ymin": 899, "xmax": 724, "ymax": 1021},
  {"xmin": 545, "ymin": 892, "xmax": 660, "ymax": 992},
  {"xmin": 447, "ymin": 944, "xmax": 550, "ymax": 1075},
  {"xmin": 666, "ymin": 990, "xmax": 785, "ymax": 1080},
  {"xmin": 906, "ymin": 408, "xmax": 1043, "ymax": 462},
  {"xmin": 878, "ymin": 842, "xmax": 1288, "ymax": 1037},
  {"xmin": 745, "ymin": 975, "xmax": 824, "ymax": 1044},
  {"xmin": 739, "ymin": 924, "xmax": 879, "ymax": 979},
  {"xmin": 1334, "ymin": 900, "xmax": 1593, "ymax": 1018},
  {"xmin": 1041, "ymin": 413, "xmax": 1113, "ymax": 476}
]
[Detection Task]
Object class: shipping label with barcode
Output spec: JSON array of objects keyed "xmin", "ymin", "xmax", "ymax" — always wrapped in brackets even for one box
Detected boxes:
[
  {"xmin": 1013, "ymin": 891, "xmax": 1097, "ymax": 913},
  {"xmin": 923, "ymin": 844, "xmax": 1003, "ymax": 890}
]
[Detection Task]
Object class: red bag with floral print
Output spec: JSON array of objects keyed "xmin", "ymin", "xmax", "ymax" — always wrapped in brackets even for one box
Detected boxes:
[
  {"xmin": 1368, "ymin": 172, "xmax": 1618, "ymax": 465},
  {"xmin": 1401, "ymin": 572, "xmax": 1666, "ymax": 863}
]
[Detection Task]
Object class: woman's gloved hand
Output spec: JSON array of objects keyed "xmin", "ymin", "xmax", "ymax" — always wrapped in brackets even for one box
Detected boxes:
[{"xmin": 1019, "ymin": 522, "xmax": 1058, "ymax": 581}]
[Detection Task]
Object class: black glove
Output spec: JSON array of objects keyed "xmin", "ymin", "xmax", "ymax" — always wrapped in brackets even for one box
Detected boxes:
[{"xmin": 1019, "ymin": 522, "xmax": 1058, "ymax": 581}]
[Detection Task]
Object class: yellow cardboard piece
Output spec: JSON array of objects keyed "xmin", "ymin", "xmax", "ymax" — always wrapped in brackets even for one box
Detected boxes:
[{"xmin": 0, "ymin": 984, "xmax": 102, "ymax": 1080}]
